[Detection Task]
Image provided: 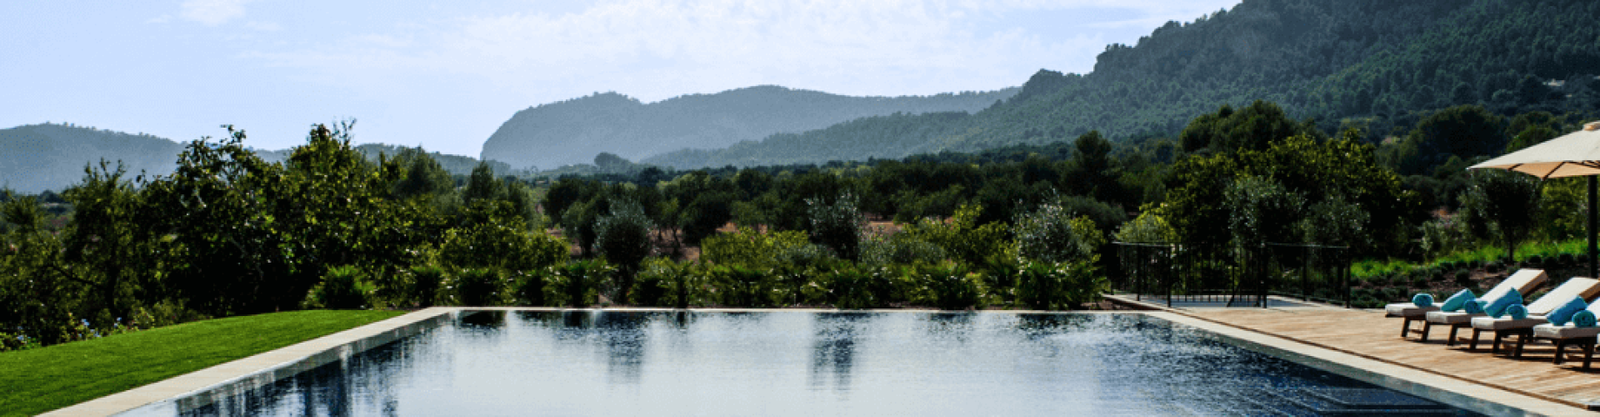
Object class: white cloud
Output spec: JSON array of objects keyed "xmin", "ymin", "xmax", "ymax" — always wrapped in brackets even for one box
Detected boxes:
[{"xmin": 181, "ymin": 0, "xmax": 254, "ymax": 26}]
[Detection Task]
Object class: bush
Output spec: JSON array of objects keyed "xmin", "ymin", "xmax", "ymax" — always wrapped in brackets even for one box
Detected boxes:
[
  {"xmin": 712, "ymin": 265, "xmax": 771, "ymax": 307},
  {"xmin": 303, "ymin": 265, "xmax": 378, "ymax": 310},
  {"xmin": 409, "ymin": 265, "xmax": 446, "ymax": 307},
  {"xmin": 1527, "ymin": 255, "xmax": 1545, "ymax": 266},
  {"xmin": 455, "ymin": 268, "xmax": 508, "ymax": 306},
  {"xmin": 912, "ymin": 262, "xmax": 983, "ymax": 310},
  {"xmin": 1454, "ymin": 269, "xmax": 1471, "ymax": 286},
  {"xmin": 1559, "ymin": 253, "xmax": 1577, "ymax": 266},
  {"xmin": 1016, "ymin": 260, "xmax": 1104, "ymax": 310},
  {"xmin": 632, "ymin": 258, "xmax": 695, "ymax": 307},
  {"xmin": 545, "ymin": 259, "xmax": 614, "ymax": 307},
  {"xmin": 701, "ymin": 227, "xmax": 812, "ymax": 269},
  {"xmin": 860, "ymin": 232, "xmax": 946, "ymax": 266},
  {"xmin": 511, "ymin": 270, "xmax": 548, "ymax": 306},
  {"xmin": 1014, "ymin": 203, "xmax": 1105, "ymax": 264}
]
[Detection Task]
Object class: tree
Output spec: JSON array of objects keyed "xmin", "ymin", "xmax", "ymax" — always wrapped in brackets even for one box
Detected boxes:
[
  {"xmin": 1224, "ymin": 176, "xmax": 1305, "ymax": 251},
  {"xmin": 142, "ymin": 126, "xmax": 292, "ymax": 315},
  {"xmin": 594, "ymin": 198, "xmax": 653, "ymax": 304},
  {"xmin": 806, "ymin": 192, "xmax": 865, "ymax": 261},
  {"xmin": 61, "ymin": 161, "xmax": 158, "ymax": 323},
  {"xmin": 1459, "ymin": 170, "xmax": 1541, "ymax": 261}
]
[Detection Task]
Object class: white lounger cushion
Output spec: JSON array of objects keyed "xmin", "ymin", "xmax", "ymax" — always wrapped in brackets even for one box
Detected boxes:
[
  {"xmin": 1427, "ymin": 311, "xmax": 1481, "ymax": 325},
  {"xmin": 1468, "ymin": 277, "xmax": 1600, "ymax": 331},
  {"xmin": 1533, "ymin": 323, "xmax": 1600, "ymax": 340},
  {"xmin": 1525, "ymin": 277, "xmax": 1600, "ymax": 315},
  {"xmin": 1385, "ymin": 303, "xmax": 1439, "ymax": 317},
  {"xmin": 1471, "ymin": 315, "xmax": 1549, "ymax": 330}
]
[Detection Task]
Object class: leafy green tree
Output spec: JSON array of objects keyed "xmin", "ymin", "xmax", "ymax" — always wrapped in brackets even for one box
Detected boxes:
[
  {"xmin": 594, "ymin": 198, "xmax": 653, "ymax": 304},
  {"xmin": 1013, "ymin": 202, "xmax": 1104, "ymax": 264},
  {"xmin": 1459, "ymin": 170, "xmax": 1541, "ymax": 261},
  {"xmin": 141, "ymin": 126, "xmax": 292, "ymax": 315},
  {"xmin": 62, "ymin": 161, "xmax": 160, "ymax": 323},
  {"xmin": 806, "ymin": 192, "xmax": 865, "ymax": 261},
  {"xmin": 1224, "ymin": 176, "xmax": 1305, "ymax": 251}
]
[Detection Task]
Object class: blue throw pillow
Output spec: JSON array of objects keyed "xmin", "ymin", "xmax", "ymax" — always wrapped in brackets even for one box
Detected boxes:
[
  {"xmin": 1547, "ymin": 296, "xmax": 1588, "ymax": 326},
  {"xmin": 1505, "ymin": 304, "xmax": 1528, "ymax": 320},
  {"xmin": 1485, "ymin": 288, "xmax": 1523, "ymax": 318},
  {"xmin": 1412, "ymin": 293, "xmax": 1434, "ymax": 308},
  {"xmin": 1574, "ymin": 310, "xmax": 1598, "ymax": 328},
  {"xmin": 1440, "ymin": 289, "xmax": 1475, "ymax": 312},
  {"xmin": 1464, "ymin": 299, "xmax": 1487, "ymax": 314}
]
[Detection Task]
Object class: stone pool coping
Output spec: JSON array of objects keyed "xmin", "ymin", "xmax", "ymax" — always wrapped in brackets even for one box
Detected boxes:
[{"xmin": 48, "ymin": 307, "xmax": 1586, "ymax": 416}]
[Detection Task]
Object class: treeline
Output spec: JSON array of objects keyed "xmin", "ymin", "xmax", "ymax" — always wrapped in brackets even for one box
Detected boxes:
[
  {"xmin": 3, "ymin": 100, "xmax": 1593, "ymax": 350},
  {"xmin": 644, "ymin": 0, "xmax": 1600, "ymax": 169}
]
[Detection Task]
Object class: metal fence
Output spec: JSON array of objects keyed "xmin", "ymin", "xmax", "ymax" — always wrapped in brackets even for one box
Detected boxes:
[{"xmin": 1114, "ymin": 241, "xmax": 1350, "ymax": 308}]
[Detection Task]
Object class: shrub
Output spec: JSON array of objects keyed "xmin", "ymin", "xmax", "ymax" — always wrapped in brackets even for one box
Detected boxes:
[
  {"xmin": 859, "ymin": 232, "xmax": 946, "ymax": 266},
  {"xmin": 712, "ymin": 265, "xmax": 771, "ymax": 307},
  {"xmin": 702, "ymin": 227, "xmax": 812, "ymax": 269},
  {"xmin": 1559, "ymin": 253, "xmax": 1577, "ymax": 266},
  {"xmin": 511, "ymin": 270, "xmax": 548, "ymax": 306},
  {"xmin": 1527, "ymin": 255, "xmax": 1545, "ymax": 266},
  {"xmin": 455, "ymin": 268, "xmax": 508, "ymax": 306},
  {"xmin": 1016, "ymin": 259, "xmax": 1104, "ymax": 310},
  {"xmin": 302, "ymin": 265, "xmax": 378, "ymax": 310},
  {"xmin": 1454, "ymin": 269, "xmax": 1471, "ymax": 286},
  {"xmin": 409, "ymin": 265, "xmax": 446, "ymax": 307},
  {"xmin": 1014, "ymin": 203, "xmax": 1105, "ymax": 264},
  {"xmin": 913, "ymin": 262, "xmax": 984, "ymax": 310},
  {"xmin": 545, "ymin": 259, "xmax": 614, "ymax": 307},
  {"xmin": 632, "ymin": 258, "xmax": 692, "ymax": 307}
]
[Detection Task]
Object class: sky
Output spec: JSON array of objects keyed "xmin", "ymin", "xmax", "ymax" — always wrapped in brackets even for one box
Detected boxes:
[{"xmin": 2, "ymin": 0, "xmax": 1239, "ymax": 158}]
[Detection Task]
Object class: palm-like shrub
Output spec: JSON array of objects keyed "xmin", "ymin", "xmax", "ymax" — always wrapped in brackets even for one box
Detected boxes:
[
  {"xmin": 303, "ymin": 265, "xmax": 377, "ymax": 310},
  {"xmin": 455, "ymin": 268, "xmax": 508, "ymax": 306}
]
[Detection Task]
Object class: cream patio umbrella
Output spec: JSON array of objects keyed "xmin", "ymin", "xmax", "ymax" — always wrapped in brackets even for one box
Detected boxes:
[{"xmin": 1469, "ymin": 121, "xmax": 1600, "ymax": 277}]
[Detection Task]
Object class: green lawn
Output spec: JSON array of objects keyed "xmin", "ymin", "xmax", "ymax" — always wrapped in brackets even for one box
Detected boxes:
[{"xmin": 0, "ymin": 309, "xmax": 405, "ymax": 416}]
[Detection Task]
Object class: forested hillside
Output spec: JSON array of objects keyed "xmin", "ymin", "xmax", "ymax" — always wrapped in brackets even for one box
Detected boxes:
[
  {"xmin": 0, "ymin": 123, "xmax": 184, "ymax": 193},
  {"xmin": 645, "ymin": 0, "xmax": 1600, "ymax": 169},
  {"xmin": 0, "ymin": 125, "xmax": 511, "ymax": 193},
  {"xmin": 479, "ymin": 86, "xmax": 1017, "ymax": 171}
]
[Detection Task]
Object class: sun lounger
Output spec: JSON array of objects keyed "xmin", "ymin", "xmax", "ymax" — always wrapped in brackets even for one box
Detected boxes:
[
  {"xmin": 1418, "ymin": 269, "xmax": 1547, "ymax": 344},
  {"xmin": 1531, "ymin": 303, "xmax": 1600, "ymax": 369},
  {"xmin": 1467, "ymin": 277, "xmax": 1600, "ymax": 356},
  {"xmin": 1386, "ymin": 299, "xmax": 1440, "ymax": 338}
]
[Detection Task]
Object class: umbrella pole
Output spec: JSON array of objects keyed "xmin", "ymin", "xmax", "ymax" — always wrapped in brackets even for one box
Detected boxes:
[{"xmin": 1591, "ymin": 176, "xmax": 1597, "ymax": 278}]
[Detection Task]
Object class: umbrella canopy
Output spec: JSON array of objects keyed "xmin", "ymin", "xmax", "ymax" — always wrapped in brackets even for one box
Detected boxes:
[
  {"xmin": 1469, "ymin": 121, "xmax": 1600, "ymax": 277},
  {"xmin": 1470, "ymin": 122, "xmax": 1600, "ymax": 178}
]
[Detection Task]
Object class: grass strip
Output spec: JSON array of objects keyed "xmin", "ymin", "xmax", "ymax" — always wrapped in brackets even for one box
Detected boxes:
[{"xmin": 0, "ymin": 309, "xmax": 405, "ymax": 416}]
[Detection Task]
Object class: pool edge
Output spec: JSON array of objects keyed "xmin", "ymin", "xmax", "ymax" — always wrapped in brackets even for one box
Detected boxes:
[{"xmin": 43, "ymin": 307, "xmax": 456, "ymax": 417}]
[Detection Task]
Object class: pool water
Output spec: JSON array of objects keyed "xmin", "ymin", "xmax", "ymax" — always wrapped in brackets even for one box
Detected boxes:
[{"xmin": 121, "ymin": 311, "xmax": 1483, "ymax": 416}]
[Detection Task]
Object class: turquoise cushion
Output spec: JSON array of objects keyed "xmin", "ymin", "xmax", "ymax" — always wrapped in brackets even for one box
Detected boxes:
[
  {"xmin": 1412, "ymin": 293, "xmax": 1434, "ymax": 308},
  {"xmin": 1464, "ymin": 299, "xmax": 1487, "ymax": 314},
  {"xmin": 1505, "ymin": 303, "xmax": 1528, "ymax": 320},
  {"xmin": 1485, "ymin": 288, "xmax": 1523, "ymax": 318},
  {"xmin": 1575, "ymin": 310, "xmax": 1598, "ymax": 328},
  {"xmin": 1546, "ymin": 296, "xmax": 1588, "ymax": 326},
  {"xmin": 1440, "ymin": 289, "xmax": 1475, "ymax": 312}
]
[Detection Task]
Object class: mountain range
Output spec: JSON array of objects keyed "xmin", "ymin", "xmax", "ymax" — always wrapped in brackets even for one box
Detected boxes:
[{"xmin": 478, "ymin": 86, "xmax": 1016, "ymax": 171}]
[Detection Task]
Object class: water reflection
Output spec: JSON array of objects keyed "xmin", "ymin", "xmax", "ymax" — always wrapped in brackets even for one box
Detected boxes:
[
  {"xmin": 594, "ymin": 311, "xmax": 650, "ymax": 384},
  {"xmin": 124, "ymin": 311, "xmax": 1483, "ymax": 417},
  {"xmin": 809, "ymin": 312, "xmax": 866, "ymax": 393},
  {"xmin": 172, "ymin": 335, "xmax": 411, "ymax": 417}
]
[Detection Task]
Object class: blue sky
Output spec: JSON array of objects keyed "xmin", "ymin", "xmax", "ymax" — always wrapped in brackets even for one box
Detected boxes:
[{"xmin": 2, "ymin": 0, "xmax": 1238, "ymax": 157}]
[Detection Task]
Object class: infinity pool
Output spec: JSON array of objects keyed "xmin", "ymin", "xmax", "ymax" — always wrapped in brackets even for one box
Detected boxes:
[{"xmin": 121, "ymin": 311, "xmax": 1481, "ymax": 416}]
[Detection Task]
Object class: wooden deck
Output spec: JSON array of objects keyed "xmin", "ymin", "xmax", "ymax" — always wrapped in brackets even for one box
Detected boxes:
[{"xmin": 1172, "ymin": 303, "xmax": 1600, "ymax": 411}]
